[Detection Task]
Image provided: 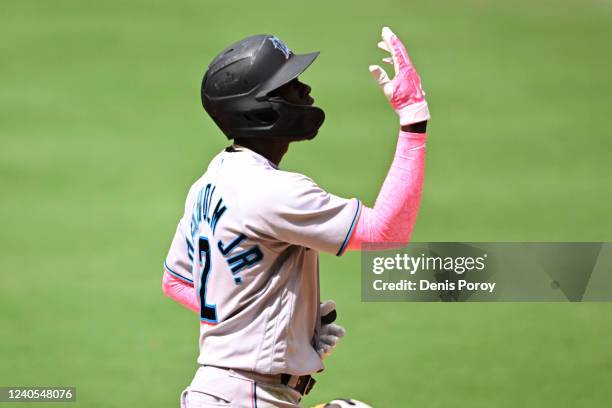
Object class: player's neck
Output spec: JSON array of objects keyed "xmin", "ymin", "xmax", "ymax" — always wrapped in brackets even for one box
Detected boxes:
[{"xmin": 233, "ymin": 138, "xmax": 289, "ymax": 166}]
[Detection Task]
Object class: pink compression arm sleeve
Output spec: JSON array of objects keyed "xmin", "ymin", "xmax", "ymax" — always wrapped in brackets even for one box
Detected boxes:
[
  {"xmin": 161, "ymin": 270, "xmax": 199, "ymax": 313},
  {"xmin": 347, "ymin": 131, "xmax": 426, "ymax": 250}
]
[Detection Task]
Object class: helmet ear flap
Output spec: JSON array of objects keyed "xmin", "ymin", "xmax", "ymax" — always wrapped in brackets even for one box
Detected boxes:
[{"xmin": 246, "ymin": 110, "xmax": 279, "ymax": 125}]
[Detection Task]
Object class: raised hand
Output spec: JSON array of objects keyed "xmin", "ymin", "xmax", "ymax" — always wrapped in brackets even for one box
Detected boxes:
[{"xmin": 369, "ymin": 26, "xmax": 430, "ymax": 125}]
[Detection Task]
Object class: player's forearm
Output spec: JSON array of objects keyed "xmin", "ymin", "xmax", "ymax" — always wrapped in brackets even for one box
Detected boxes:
[
  {"xmin": 347, "ymin": 128, "xmax": 426, "ymax": 250},
  {"xmin": 161, "ymin": 270, "xmax": 199, "ymax": 313},
  {"xmin": 347, "ymin": 27, "xmax": 430, "ymax": 251}
]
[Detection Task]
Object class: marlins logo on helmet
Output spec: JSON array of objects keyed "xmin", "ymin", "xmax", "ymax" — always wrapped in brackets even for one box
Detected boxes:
[{"xmin": 268, "ymin": 36, "xmax": 292, "ymax": 59}]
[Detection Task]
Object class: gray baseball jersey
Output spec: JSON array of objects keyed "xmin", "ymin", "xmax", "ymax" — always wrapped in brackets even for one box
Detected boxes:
[{"xmin": 164, "ymin": 146, "xmax": 361, "ymax": 376}]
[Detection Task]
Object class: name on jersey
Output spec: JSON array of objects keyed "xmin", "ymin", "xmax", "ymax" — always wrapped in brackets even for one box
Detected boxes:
[{"xmin": 188, "ymin": 183, "xmax": 263, "ymax": 284}]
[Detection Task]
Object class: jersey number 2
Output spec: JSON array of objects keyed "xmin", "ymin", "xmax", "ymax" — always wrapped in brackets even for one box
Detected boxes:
[{"xmin": 198, "ymin": 237, "xmax": 217, "ymax": 323}]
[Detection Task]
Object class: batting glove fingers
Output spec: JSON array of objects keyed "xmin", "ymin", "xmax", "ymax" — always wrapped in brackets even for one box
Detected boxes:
[
  {"xmin": 369, "ymin": 26, "xmax": 430, "ymax": 125},
  {"xmin": 318, "ymin": 325, "xmax": 346, "ymax": 359},
  {"xmin": 317, "ymin": 301, "xmax": 346, "ymax": 359},
  {"xmin": 320, "ymin": 323, "xmax": 346, "ymax": 340}
]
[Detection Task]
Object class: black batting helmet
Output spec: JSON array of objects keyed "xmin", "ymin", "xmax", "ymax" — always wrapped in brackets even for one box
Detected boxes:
[{"xmin": 201, "ymin": 34, "xmax": 325, "ymax": 140}]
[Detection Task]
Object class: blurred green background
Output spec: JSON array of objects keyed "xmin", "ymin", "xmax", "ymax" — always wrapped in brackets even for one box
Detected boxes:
[{"xmin": 1, "ymin": 0, "xmax": 611, "ymax": 407}]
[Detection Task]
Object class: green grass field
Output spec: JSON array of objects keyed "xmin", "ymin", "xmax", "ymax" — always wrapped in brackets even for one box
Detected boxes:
[{"xmin": 2, "ymin": 0, "xmax": 612, "ymax": 407}]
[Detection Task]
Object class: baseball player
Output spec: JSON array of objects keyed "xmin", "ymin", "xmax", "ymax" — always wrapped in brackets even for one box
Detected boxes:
[{"xmin": 162, "ymin": 27, "xmax": 429, "ymax": 407}]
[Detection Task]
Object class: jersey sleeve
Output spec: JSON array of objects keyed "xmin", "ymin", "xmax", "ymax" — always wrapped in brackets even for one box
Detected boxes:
[
  {"xmin": 164, "ymin": 218, "xmax": 194, "ymax": 284},
  {"xmin": 250, "ymin": 173, "xmax": 361, "ymax": 256}
]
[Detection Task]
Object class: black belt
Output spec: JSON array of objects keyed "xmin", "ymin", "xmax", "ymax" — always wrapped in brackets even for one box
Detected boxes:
[{"xmin": 280, "ymin": 373, "xmax": 316, "ymax": 395}]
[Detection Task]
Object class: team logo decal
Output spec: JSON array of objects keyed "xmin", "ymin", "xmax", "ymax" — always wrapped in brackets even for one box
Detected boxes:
[{"xmin": 268, "ymin": 36, "xmax": 291, "ymax": 59}]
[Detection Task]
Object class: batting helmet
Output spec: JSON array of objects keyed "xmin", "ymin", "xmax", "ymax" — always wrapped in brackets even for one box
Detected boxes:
[{"xmin": 201, "ymin": 34, "xmax": 325, "ymax": 141}]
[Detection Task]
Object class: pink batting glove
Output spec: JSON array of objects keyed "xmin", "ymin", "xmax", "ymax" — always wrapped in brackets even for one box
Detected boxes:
[{"xmin": 369, "ymin": 27, "xmax": 430, "ymax": 125}]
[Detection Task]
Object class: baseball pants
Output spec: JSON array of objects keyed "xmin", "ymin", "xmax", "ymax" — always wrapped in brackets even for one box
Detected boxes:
[{"xmin": 180, "ymin": 365, "xmax": 303, "ymax": 408}]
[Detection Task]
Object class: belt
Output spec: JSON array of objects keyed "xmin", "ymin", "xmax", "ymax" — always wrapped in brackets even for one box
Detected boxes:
[
  {"xmin": 226, "ymin": 367, "xmax": 316, "ymax": 396},
  {"xmin": 280, "ymin": 373, "xmax": 316, "ymax": 396}
]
